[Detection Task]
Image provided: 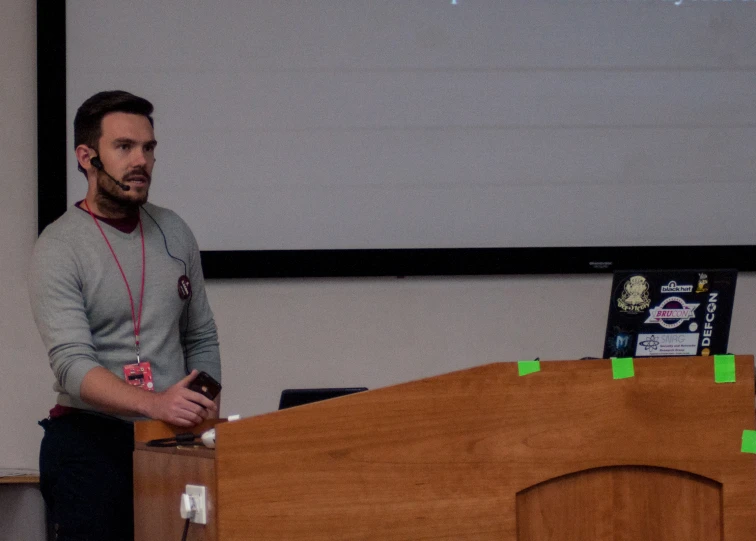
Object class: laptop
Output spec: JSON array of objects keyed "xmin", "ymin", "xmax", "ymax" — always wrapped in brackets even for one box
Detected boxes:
[
  {"xmin": 603, "ymin": 269, "xmax": 737, "ymax": 358},
  {"xmin": 278, "ymin": 387, "xmax": 368, "ymax": 410}
]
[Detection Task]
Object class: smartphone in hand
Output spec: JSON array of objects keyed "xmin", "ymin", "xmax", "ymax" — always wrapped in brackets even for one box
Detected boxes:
[{"xmin": 188, "ymin": 371, "xmax": 222, "ymax": 400}]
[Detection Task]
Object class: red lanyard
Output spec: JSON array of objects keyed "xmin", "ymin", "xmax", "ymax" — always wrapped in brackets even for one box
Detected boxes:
[{"xmin": 83, "ymin": 201, "xmax": 146, "ymax": 363}]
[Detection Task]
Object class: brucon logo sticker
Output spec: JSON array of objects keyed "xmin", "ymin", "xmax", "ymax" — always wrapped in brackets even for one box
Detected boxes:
[{"xmin": 644, "ymin": 297, "xmax": 699, "ymax": 329}]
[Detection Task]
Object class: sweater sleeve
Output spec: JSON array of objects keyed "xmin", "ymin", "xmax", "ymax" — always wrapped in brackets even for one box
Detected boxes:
[
  {"xmin": 28, "ymin": 234, "xmax": 101, "ymax": 398},
  {"xmin": 179, "ymin": 228, "xmax": 222, "ymax": 383}
]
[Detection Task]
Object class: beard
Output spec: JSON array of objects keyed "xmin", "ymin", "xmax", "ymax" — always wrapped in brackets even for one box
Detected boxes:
[{"xmin": 94, "ymin": 168, "xmax": 150, "ymax": 216}]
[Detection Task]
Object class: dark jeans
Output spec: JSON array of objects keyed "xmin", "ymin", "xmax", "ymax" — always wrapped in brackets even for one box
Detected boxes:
[{"xmin": 38, "ymin": 412, "xmax": 135, "ymax": 541}]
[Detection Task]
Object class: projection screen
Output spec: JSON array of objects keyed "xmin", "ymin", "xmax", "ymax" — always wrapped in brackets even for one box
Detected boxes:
[{"xmin": 37, "ymin": 0, "xmax": 756, "ymax": 277}]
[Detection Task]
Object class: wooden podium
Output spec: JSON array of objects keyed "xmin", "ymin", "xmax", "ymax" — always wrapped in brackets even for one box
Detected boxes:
[{"xmin": 134, "ymin": 356, "xmax": 756, "ymax": 540}]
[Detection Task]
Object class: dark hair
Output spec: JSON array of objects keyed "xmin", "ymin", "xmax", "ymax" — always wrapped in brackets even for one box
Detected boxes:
[{"xmin": 74, "ymin": 90, "xmax": 154, "ymax": 174}]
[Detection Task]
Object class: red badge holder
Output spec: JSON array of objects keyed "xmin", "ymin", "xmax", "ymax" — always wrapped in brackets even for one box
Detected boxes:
[{"xmin": 123, "ymin": 362, "xmax": 155, "ymax": 392}]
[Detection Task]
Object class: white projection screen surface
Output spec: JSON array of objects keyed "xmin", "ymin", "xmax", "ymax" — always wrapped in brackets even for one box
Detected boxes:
[{"xmin": 40, "ymin": 1, "xmax": 756, "ymax": 277}]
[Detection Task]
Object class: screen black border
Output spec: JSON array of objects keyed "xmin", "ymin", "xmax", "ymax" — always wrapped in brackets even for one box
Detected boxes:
[{"xmin": 37, "ymin": 2, "xmax": 756, "ymax": 278}]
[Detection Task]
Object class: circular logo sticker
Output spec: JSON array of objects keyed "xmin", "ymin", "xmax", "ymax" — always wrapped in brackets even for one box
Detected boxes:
[
  {"xmin": 178, "ymin": 275, "xmax": 192, "ymax": 300},
  {"xmin": 617, "ymin": 275, "xmax": 651, "ymax": 314}
]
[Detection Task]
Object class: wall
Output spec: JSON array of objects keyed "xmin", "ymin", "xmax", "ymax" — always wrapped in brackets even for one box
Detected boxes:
[
  {"xmin": 1, "ymin": 3, "xmax": 49, "ymax": 539},
  {"xmin": 212, "ymin": 274, "xmax": 756, "ymax": 419},
  {"xmin": 2, "ymin": 0, "xmax": 52, "ymax": 469}
]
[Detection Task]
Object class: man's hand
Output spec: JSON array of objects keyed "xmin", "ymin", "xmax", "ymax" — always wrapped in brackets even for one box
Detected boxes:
[
  {"xmin": 79, "ymin": 366, "xmax": 219, "ymax": 427},
  {"xmin": 143, "ymin": 370, "xmax": 219, "ymax": 427}
]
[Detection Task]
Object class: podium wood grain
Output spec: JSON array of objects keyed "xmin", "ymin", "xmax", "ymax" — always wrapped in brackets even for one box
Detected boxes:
[{"xmin": 213, "ymin": 356, "xmax": 756, "ymax": 540}]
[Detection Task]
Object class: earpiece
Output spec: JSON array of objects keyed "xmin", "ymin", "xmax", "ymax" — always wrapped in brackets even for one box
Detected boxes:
[{"xmin": 89, "ymin": 155, "xmax": 130, "ymax": 191}]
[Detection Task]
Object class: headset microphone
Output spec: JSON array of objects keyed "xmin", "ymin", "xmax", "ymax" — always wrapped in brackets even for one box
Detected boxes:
[{"xmin": 91, "ymin": 156, "xmax": 131, "ymax": 192}]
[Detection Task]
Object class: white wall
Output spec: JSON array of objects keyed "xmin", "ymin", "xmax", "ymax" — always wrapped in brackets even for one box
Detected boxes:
[
  {"xmin": 3, "ymin": 0, "xmax": 756, "ymax": 473},
  {"xmin": 212, "ymin": 273, "xmax": 756, "ymax": 420},
  {"xmin": 2, "ymin": 3, "xmax": 49, "ymax": 539},
  {"xmin": 2, "ymin": 0, "xmax": 53, "ymax": 469}
]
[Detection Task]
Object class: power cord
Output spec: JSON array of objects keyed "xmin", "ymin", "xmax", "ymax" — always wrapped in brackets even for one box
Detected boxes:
[
  {"xmin": 141, "ymin": 206, "xmax": 193, "ymax": 372},
  {"xmin": 181, "ymin": 518, "xmax": 191, "ymax": 541},
  {"xmin": 147, "ymin": 428, "xmax": 217, "ymax": 448},
  {"xmin": 180, "ymin": 493, "xmax": 196, "ymax": 541},
  {"xmin": 146, "ymin": 432, "xmax": 200, "ymax": 448}
]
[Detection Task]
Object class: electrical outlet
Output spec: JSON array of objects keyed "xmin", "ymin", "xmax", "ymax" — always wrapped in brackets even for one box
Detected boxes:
[{"xmin": 185, "ymin": 484, "xmax": 207, "ymax": 524}]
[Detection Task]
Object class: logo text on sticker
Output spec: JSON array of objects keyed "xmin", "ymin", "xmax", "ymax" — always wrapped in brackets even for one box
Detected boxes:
[
  {"xmin": 661, "ymin": 281, "xmax": 693, "ymax": 293},
  {"xmin": 644, "ymin": 296, "xmax": 700, "ymax": 329}
]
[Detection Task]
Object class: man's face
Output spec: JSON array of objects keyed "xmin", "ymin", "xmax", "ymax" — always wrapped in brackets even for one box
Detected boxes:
[{"xmin": 94, "ymin": 112, "xmax": 157, "ymax": 207}]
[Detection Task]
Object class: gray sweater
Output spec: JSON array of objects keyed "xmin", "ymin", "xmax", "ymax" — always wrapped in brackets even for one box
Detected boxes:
[{"xmin": 29, "ymin": 202, "xmax": 221, "ymax": 418}]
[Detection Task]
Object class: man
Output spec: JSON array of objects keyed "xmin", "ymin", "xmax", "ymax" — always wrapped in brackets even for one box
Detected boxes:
[{"xmin": 29, "ymin": 90, "xmax": 221, "ymax": 541}]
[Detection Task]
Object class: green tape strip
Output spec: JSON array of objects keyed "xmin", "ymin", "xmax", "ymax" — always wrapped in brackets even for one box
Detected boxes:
[
  {"xmin": 611, "ymin": 357, "xmax": 635, "ymax": 380},
  {"xmin": 714, "ymin": 354, "xmax": 736, "ymax": 383},
  {"xmin": 741, "ymin": 430, "xmax": 756, "ymax": 454},
  {"xmin": 518, "ymin": 360, "xmax": 541, "ymax": 376}
]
